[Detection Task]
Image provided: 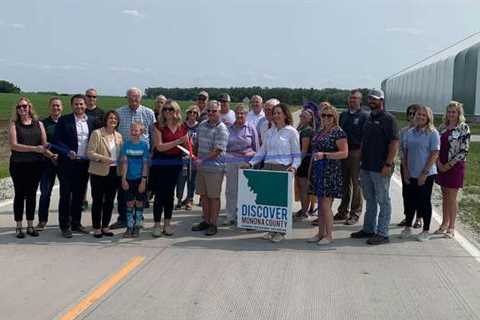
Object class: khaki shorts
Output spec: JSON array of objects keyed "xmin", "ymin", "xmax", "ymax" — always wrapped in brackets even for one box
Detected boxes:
[{"xmin": 196, "ymin": 169, "xmax": 224, "ymax": 198}]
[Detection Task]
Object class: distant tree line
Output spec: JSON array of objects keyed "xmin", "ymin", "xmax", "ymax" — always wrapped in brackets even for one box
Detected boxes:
[
  {"xmin": 0, "ymin": 80, "xmax": 21, "ymax": 94},
  {"xmin": 145, "ymin": 87, "xmax": 371, "ymax": 107}
]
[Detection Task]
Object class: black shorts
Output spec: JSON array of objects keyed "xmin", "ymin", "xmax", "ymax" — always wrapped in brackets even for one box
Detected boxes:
[{"xmin": 125, "ymin": 178, "xmax": 146, "ymax": 202}]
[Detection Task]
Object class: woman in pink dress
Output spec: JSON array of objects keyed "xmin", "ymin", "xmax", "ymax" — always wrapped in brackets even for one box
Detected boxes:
[{"xmin": 435, "ymin": 101, "xmax": 470, "ymax": 239}]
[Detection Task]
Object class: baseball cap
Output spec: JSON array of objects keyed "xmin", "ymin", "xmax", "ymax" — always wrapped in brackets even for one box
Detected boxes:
[
  {"xmin": 368, "ymin": 89, "xmax": 384, "ymax": 100},
  {"xmin": 218, "ymin": 93, "xmax": 231, "ymax": 102},
  {"xmin": 198, "ymin": 91, "xmax": 209, "ymax": 100}
]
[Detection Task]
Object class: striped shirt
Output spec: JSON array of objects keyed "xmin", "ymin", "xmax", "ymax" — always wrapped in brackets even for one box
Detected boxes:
[
  {"xmin": 116, "ymin": 105, "xmax": 156, "ymax": 148},
  {"xmin": 196, "ymin": 119, "xmax": 229, "ymax": 172}
]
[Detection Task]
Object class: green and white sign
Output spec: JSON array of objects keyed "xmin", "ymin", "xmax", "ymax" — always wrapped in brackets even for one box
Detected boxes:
[{"xmin": 237, "ymin": 169, "xmax": 293, "ymax": 235}]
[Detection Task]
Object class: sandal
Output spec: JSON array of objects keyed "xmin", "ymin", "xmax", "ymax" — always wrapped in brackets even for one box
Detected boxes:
[
  {"xmin": 16, "ymin": 228, "xmax": 25, "ymax": 239},
  {"xmin": 445, "ymin": 229, "xmax": 455, "ymax": 239},
  {"xmin": 26, "ymin": 226, "xmax": 39, "ymax": 237},
  {"xmin": 433, "ymin": 226, "xmax": 447, "ymax": 235}
]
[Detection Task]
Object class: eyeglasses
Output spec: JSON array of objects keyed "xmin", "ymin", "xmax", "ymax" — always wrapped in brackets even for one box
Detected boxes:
[
  {"xmin": 16, "ymin": 104, "xmax": 29, "ymax": 109},
  {"xmin": 162, "ymin": 107, "xmax": 175, "ymax": 112},
  {"xmin": 321, "ymin": 114, "xmax": 334, "ymax": 118},
  {"xmin": 206, "ymin": 109, "xmax": 218, "ymax": 114},
  {"xmin": 86, "ymin": 95, "xmax": 97, "ymax": 98},
  {"xmin": 51, "ymin": 104, "xmax": 61, "ymax": 107},
  {"xmin": 187, "ymin": 111, "xmax": 198, "ymax": 115}
]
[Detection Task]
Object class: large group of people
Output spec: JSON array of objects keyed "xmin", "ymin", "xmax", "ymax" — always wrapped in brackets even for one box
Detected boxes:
[{"xmin": 8, "ymin": 87, "xmax": 471, "ymax": 245}]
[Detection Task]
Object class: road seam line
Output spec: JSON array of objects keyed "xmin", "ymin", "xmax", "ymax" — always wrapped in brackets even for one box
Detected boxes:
[{"xmin": 58, "ymin": 255, "xmax": 145, "ymax": 320}]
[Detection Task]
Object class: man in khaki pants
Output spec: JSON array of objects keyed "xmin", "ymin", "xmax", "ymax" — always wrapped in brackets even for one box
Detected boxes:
[{"xmin": 335, "ymin": 89, "xmax": 369, "ymax": 225}]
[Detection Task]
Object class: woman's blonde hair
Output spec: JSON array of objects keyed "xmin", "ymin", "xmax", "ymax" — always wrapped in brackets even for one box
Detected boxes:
[
  {"xmin": 319, "ymin": 103, "xmax": 339, "ymax": 130},
  {"xmin": 157, "ymin": 99, "xmax": 183, "ymax": 128},
  {"xmin": 11, "ymin": 96, "xmax": 38, "ymax": 122},
  {"xmin": 442, "ymin": 100, "xmax": 466, "ymax": 126},
  {"xmin": 185, "ymin": 104, "xmax": 200, "ymax": 117},
  {"xmin": 415, "ymin": 105, "xmax": 435, "ymax": 132},
  {"xmin": 299, "ymin": 109, "xmax": 316, "ymax": 131}
]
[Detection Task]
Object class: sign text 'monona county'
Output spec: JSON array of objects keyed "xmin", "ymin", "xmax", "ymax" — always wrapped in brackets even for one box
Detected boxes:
[{"xmin": 240, "ymin": 205, "xmax": 288, "ymax": 228}]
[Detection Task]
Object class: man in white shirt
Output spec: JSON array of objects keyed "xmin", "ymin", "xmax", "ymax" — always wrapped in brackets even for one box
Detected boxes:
[
  {"xmin": 219, "ymin": 93, "xmax": 235, "ymax": 127},
  {"xmin": 246, "ymin": 95, "xmax": 265, "ymax": 127},
  {"xmin": 257, "ymin": 98, "xmax": 280, "ymax": 145},
  {"xmin": 54, "ymin": 94, "xmax": 96, "ymax": 238}
]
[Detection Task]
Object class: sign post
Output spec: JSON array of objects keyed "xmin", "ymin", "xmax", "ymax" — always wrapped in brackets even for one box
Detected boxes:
[{"xmin": 237, "ymin": 169, "xmax": 293, "ymax": 236}]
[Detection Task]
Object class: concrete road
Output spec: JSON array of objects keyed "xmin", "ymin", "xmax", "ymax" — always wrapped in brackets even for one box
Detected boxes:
[{"xmin": 1, "ymin": 172, "xmax": 480, "ymax": 320}]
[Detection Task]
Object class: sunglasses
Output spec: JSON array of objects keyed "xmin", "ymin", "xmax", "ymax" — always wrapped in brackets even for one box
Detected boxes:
[
  {"xmin": 187, "ymin": 111, "xmax": 198, "ymax": 114},
  {"xmin": 197, "ymin": 96, "xmax": 207, "ymax": 101},
  {"xmin": 86, "ymin": 95, "xmax": 97, "ymax": 98},
  {"xmin": 321, "ymin": 114, "xmax": 334, "ymax": 118},
  {"xmin": 207, "ymin": 109, "xmax": 218, "ymax": 114},
  {"xmin": 17, "ymin": 104, "xmax": 29, "ymax": 109},
  {"xmin": 162, "ymin": 107, "xmax": 175, "ymax": 112}
]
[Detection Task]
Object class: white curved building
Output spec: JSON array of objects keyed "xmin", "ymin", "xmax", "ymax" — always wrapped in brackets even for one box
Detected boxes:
[{"xmin": 382, "ymin": 38, "xmax": 480, "ymax": 116}]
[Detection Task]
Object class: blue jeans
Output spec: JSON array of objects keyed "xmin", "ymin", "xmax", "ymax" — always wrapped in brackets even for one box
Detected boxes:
[
  {"xmin": 360, "ymin": 169, "xmax": 392, "ymax": 237},
  {"xmin": 38, "ymin": 162, "xmax": 58, "ymax": 223},
  {"xmin": 176, "ymin": 167, "xmax": 197, "ymax": 201}
]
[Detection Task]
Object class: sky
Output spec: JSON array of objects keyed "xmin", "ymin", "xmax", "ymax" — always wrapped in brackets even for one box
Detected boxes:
[{"xmin": 1, "ymin": 0, "xmax": 479, "ymax": 96}]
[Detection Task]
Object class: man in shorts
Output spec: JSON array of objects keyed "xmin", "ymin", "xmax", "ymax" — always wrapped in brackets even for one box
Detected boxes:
[{"xmin": 192, "ymin": 100, "xmax": 229, "ymax": 236}]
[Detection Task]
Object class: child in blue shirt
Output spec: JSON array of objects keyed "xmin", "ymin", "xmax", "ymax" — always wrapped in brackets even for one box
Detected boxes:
[{"xmin": 120, "ymin": 122, "xmax": 150, "ymax": 237}]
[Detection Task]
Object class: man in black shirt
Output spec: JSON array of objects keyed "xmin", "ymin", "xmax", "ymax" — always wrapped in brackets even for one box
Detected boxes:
[
  {"xmin": 85, "ymin": 88, "xmax": 105, "ymax": 129},
  {"xmin": 351, "ymin": 89, "xmax": 399, "ymax": 245},
  {"xmin": 336, "ymin": 89, "xmax": 369, "ymax": 225},
  {"xmin": 37, "ymin": 97, "xmax": 63, "ymax": 230}
]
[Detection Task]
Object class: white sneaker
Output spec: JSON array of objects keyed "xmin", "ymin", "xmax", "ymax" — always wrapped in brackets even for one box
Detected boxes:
[
  {"xmin": 400, "ymin": 228, "xmax": 412, "ymax": 239},
  {"xmin": 307, "ymin": 234, "xmax": 322, "ymax": 243},
  {"xmin": 317, "ymin": 238, "xmax": 332, "ymax": 245},
  {"xmin": 271, "ymin": 233, "xmax": 285, "ymax": 243},
  {"xmin": 416, "ymin": 231, "xmax": 430, "ymax": 242},
  {"xmin": 152, "ymin": 227, "xmax": 162, "ymax": 238},
  {"xmin": 262, "ymin": 232, "xmax": 274, "ymax": 240}
]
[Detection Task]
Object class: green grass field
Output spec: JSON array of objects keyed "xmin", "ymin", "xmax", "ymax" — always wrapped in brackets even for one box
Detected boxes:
[
  {"xmin": 0, "ymin": 92, "xmax": 198, "ymax": 119},
  {"xmin": 391, "ymin": 111, "xmax": 480, "ymax": 135},
  {"xmin": 459, "ymin": 142, "xmax": 480, "ymax": 233}
]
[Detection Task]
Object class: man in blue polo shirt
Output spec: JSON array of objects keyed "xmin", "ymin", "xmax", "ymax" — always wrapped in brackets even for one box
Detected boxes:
[{"xmin": 350, "ymin": 89, "xmax": 399, "ymax": 245}]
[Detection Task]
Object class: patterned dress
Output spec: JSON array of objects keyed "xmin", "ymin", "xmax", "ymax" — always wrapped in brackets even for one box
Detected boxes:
[{"xmin": 311, "ymin": 127, "xmax": 346, "ymax": 198}]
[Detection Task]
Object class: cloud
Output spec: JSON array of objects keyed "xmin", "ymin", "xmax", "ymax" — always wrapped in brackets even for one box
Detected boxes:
[
  {"xmin": 10, "ymin": 23, "xmax": 25, "ymax": 29},
  {"xmin": 0, "ymin": 20, "xmax": 26, "ymax": 29},
  {"xmin": 384, "ymin": 27, "xmax": 423, "ymax": 36},
  {"xmin": 121, "ymin": 9, "xmax": 144, "ymax": 18}
]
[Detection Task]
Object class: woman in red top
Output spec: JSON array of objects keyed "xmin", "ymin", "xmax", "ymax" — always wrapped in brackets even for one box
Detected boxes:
[{"xmin": 151, "ymin": 100, "xmax": 189, "ymax": 236}]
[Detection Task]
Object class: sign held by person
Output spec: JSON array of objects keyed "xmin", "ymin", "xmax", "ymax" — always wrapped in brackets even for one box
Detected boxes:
[{"xmin": 237, "ymin": 169, "xmax": 293, "ymax": 235}]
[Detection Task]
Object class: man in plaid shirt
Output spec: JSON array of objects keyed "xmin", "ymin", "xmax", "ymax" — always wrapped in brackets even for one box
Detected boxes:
[{"xmin": 110, "ymin": 87, "xmax": 156, "ymax": 229}]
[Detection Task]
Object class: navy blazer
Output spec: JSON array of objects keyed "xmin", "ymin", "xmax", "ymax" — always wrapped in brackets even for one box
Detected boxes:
[{"xmin": 53, "ymin": 113, "xmax": 96, "ymax": 162}]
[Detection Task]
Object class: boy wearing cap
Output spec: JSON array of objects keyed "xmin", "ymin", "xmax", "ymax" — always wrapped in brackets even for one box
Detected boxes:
[{"xmin": 350, "ymin": 89, "xmax": 399, "ymax": 245}]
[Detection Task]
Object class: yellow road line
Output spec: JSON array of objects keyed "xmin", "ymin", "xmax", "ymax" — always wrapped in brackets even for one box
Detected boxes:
[{"xmin": 59, "ymin": 256, "xmax": 145, "ymax": 320}]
